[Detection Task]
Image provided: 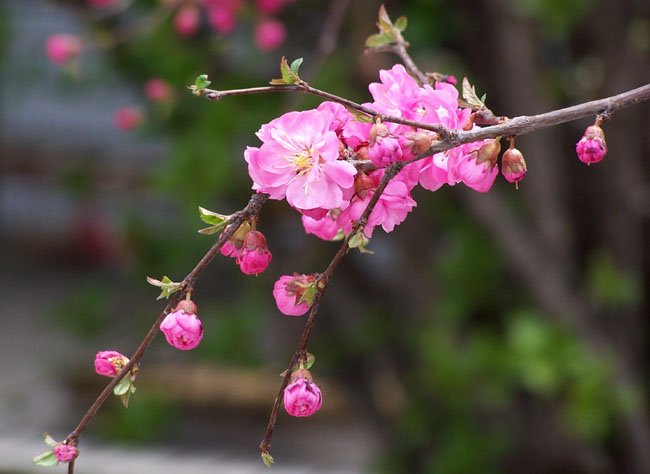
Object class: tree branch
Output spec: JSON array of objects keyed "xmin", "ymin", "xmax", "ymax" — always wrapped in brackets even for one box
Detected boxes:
[{"xmin": 63, "ymin": 193, "xmax": 268, "ymax": 471}]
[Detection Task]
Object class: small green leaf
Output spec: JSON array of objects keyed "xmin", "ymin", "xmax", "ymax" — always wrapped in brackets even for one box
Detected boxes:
[
  {"xmin": 281, "ymin": 56, "xmax": 301, "ymax": 83},
  {"xmin": 113, "ymin": 375, "xmax": 132, "ymax": 396},
  {"xmin": 146, "ymin": 276, "xmax": 181, "ymax": 300},
  {"xmin": 33, "ymin": 450, "xmax": 57, "ymax": 467},
  {"xmin": 290, "ymin": 57, "xmax": 303, "ymax": 75},
  {"xmin": 365, "ymin": 33, "xmax": 395, "ymax": 47},
  {"xmin": 299, "ymin": 284, "xmax": 317, "ymax": 307},
  {"xmin": 43, "ymin": 433, "xmax": 57, "ymax": 447},
  {"xmin": 261, "ymin": 451, "xmax": 275, "ymax": 468},
  {"xmin": 394, "ymin": 16, "xmax": 408, "ymax": 32},
  {"xmin": 198, "ymin": 225, "xmax": 220, "ymax": 235},
  {"xmin": 198, "ymin": 206, "xmax": 230, "ymax": 226},
  {"xmin": 462, "ymin": 77, "xmax": 486, "ymax": 109},
  {"xmin": 346, "ymin": 107, "xmax": 374, "ymax": 123},
  {"xmin": 377, "ymin": 5, "xmax": 393, "ymax": 31},
  {"xmin": 194, "ymin": 74, "xmax": 211, "ymax": 92},
  {"xmin": 480, "ymin": 93, "xmax": 487, "ymax": 104}
]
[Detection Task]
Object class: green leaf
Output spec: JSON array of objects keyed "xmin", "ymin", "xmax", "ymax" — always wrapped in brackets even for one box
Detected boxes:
[
  {"xmin": 194, "ymin": 74, "xmax": 211, "ymax": 91},
  {"xmin": 394, "ymin": 16, "xmax": 408, "ymax": 32},
  {"xmin": 43, "ymin": 433, "xmax": 57, "ymax": 447},
  {"xmin": 365, "ymin": 33, "xmax": 395, "ymax": 48},
  {"xmin": 290, "ymin": 57, "xmax": 303, "ymax": 75},
  {"xmin": 377, "ymin": 5, "xmax": 393, "ymax": 32},
  {"xmin": 346, "ymin": 107, "xmax": 373, "ymax": 123},
  {"xmin": 114, "ymin": 375, "xmax": 132, "ymax": 396},
  {"xmin": 146, "ymin": 276, "xmax": 181, "ymax": 300},
  {"xmin": 261, "ymin": 451, "xmax": 275, "ymax": 468},
  {"xmin": 299, "ymin": 283, "xmax": 317, "ymax": 307},
  {"xmin": 33, "ymin": 450, "xmax": 57, "ymax": 467},
  {"xmin": 198, "ymin": 206, "xmax": 230, "ymax": 235}
]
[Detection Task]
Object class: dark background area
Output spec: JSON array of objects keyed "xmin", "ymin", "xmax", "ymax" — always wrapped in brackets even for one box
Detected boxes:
[{"xmin": 1, "ymin": 0, "xmax": 649, "ymax": 472}]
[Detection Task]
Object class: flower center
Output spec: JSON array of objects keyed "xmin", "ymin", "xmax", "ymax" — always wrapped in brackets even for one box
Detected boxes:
[{"xmin": 288, "ymin": 148, "xmax": 315, "ymax": 171}]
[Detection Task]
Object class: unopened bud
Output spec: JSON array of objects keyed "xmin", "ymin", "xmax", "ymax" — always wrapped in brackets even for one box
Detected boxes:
[
  {"xmin": 502, "ymin": 147, "xmax": 527, "ymax": 188},
  {"xmin": 576, "ymin": 124, "xmax": 607, "ymax": 165},
  {"xmin": 402, "ymin": 131, "xmax": 434, "ymax": 155},
  {"xmin": 369, "ymin": 121, "xmax": 390, "ymax": 145},
  {"xmin": 175, "ymin": 299, "xmax": 197, "ymax": 315},
  {"xmin": 354, "ymin": 174, "xmax": 375, "ymax": 198}
]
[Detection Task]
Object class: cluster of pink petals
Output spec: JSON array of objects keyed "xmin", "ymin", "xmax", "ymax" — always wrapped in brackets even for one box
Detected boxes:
[
  {"xmin": 45, "ymin": 34, "xmax": 82, "ymax": 65},
  {"xmin": 273, "ymin": 274, "xmax": 315, "ymax": 315},
  {"xmin": 245, "ymin": 106, "xmax": 357, "ymax": 212},
  {"xmin": 237, "ymin": 230, "xmax": 272, "ymax": 275},
  {"xmin": 94, "ymin": 350, "xmax": 129, "ymax": 377},
  {"xmin": 283, "ymin": 371, "xmax": 322, "ymax": 417},
  {"xmin": 53, "ymin": 444, "xmax": 79, "ymax": 463},
  {"xmin": 160, "ymin": 300, "xmax": 203, "ymax": 350}
]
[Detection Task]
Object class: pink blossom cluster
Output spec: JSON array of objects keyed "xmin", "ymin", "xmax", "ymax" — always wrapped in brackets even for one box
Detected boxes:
[
  {"xmin": 160, "ymin": 299, "xmax": 204, "ymax": 350},
  {"xmin": 221, "ymin": 225, "xmax": 272, "ymax": 275},
  {"xmin": 246, "ymin": 65, "xmax": 504, "ymax": 245},
  {"xmin": 173, "ymin": 0, "xmax": 295, "ymax": 51}
]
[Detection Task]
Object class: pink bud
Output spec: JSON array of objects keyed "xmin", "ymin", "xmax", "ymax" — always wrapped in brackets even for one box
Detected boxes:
[
  {"xmin": 283, "ymin": 373, "xmax": 322, "ymax": 417},
  {"xmin": 220, "ymin": 221, "xmax": 251, "ymax": 259},
  {"xmin": 237, "ymin": 230, "xmax": 272, "ymax": 275},
  {"xmin": 113, "ymin": 107, "xmax": 143, "ymax": 131},
  {"xmin": 94, "ymin": 350, "xmax": 129, "ymax": 377},
  {"xmin": 206, "ymin": 5, "xmax": 237, "ymax": 34},
  {"xmin": 576, "ymin": 124, "xmax": 607, "ymax": 165},
  {"xmin": 143, "ymin": 78, "xmax": 172, "ymax": 102},
  {"xmin": 368, "ymin": 135, "xmax": 402, "ymax": 167},
  {"xmin": 254, "ymin": 19, "xmax": 287, "ymax": 52},
  {"xmin": 174, "ymin": 6, "xmax": 200, "ymax": 37},
  {"xmin": 53, "ymin": 444, "xmax": 79, "ymax": 463},
  {"xmin": 501, "ymin": 146, "xmax": 527, "ymax": 186},
  {"xmin": 45, "ymin": 34, "xmax": 82, "ymax": 65},
  {"xmin": 256, "ymin": 0, "xmax": 295, "ymax": 15},
  {"xmin": 445, "ymin": 75, "xmax": 458, "ymax": 85},
  {"xmin": 273, "ymin": 274, "xmax": 315, "ymax": 316},
  {"xmin": 160, "ymin": 301, "xmax": 203, "ymax": 350}
]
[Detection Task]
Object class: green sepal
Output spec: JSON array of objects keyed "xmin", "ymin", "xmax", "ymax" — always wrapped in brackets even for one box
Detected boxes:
[
  {"xmin": 190, "ymin": 74, "xmax": 211, "ymax": 95},
  {"xmin": 43, "ymin": 433, "xmax": 57, "ymax": 447},
  {"xmin": 113, "ymin": 375, "xmax": 132, "ymax": 396},
  {"xmin": 393, "ymin": 16, "xmax": 408, "ymax": 32},
  {"xmin": 298, "ymin": 283, "xmax": 317, "ymax": 307},
  {"xmin": 33, "ymin": 450, "xmax": 57, "ymax": 467},
  {"xmin": 261, "ymin": 451, "xmax": 274, "ymax": 468},
  {"xmin": 349, "ymin": 231, "xmax": 374, "ymax": 254},
  {"xmin": 303, "ymin": 352, "xmax": 315, "ymax": 370},
  {"xmin": 146, "ymin": 276, "xmax": 181, "ymax": 300}
]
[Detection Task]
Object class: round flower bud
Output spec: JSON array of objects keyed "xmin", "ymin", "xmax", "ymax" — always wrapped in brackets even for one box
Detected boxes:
[
  {"xmin": 45, "ymin": 34, "xmax": 82, "ymax": 65},
  {"xmin": 237, "ymin": 230, "xmax": 272, "ymax": 275},
  {"xmin": 283, "ymin": 370, "xmax": 322, "ymax": 417},
  {"xmin": 94, "ymin": 350, "xmax": 129, "ymax": 377},
  {"xmin": 53, "ymin": 444, "xmax": 79, "ymax": 463},
  {"xmin": 160, "ymin": 300, "xmax": 203, "ymax": 350},
  {"xmin": 501, "ymin": 146, "xmax": 527, "ymax": 187},
  {"xmin": 576, "ymin": 124, "xmax": 607, "ymax": 165}
]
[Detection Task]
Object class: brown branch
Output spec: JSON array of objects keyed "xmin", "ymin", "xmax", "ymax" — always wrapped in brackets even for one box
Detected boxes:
[
  {"xmin": 63, "ymin": 193, "xmax": 268, "ymax": 472},
  {"xmin": 259, "ymin": 161, "xmax": 405, "ymax": 459}
]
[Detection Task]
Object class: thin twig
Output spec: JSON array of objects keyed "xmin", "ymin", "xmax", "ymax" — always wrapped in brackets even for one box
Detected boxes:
[
  {"xmin": 63, "ymin": 193, "xmax": 268, "ymax": 456},
  {"xmin": 259, "ymin": 161, "xmax": 405, "ymax": 458}
]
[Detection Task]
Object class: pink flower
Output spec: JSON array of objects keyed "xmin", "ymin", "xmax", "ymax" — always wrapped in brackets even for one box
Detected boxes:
[
  {"xmin": 174, "ymin": 6, "xmax": 200, "ymax": 37},
  {"xmin": 53, "ymin": 444, "xmax": 79, "ymax": 463},
  {"xmin": 45, "ymin": 34, "xmax": 82, "ymax": 65},
  {"xmin": 273, "ymin": 274, "xmax": 315, "ymax": 316},
  {"xmin": 576, "ymin": 124, "xmax": 607, "ymax": 164},
  {"xmin": 501, "ymin": 146, "xmax": 527, "ymax": 186},
  {"xmin": 284, "ymin": 370, "xmax": 322, "ymax": 417},
  {"xmin": 114, "ymin": 107, "xmax": 143, "ymax": 131},
  {"xmin": 368, "ymin": 64, "xmax": 422, "ymax": 118},
  {"xmin": 95, "ymin": 350, "xmax": 129, "ymax": 377},
  {"xmin": 302, "ymin": 211, "xmax": 341, "ymax": 241},
  {"xmin": 244, "ymin": 108, "xmax": 357, "ymax": 212},
  {"xmin": 254, "ymin": 19, "xmax": 287, "ymax": 52},
  {"xmin": 144, "ymin": 78, "xmax": 172, "ymax": 102},
  {"xmin": 256, "ymin": 0, "xmax": 295, "ymax": 15},
  {"xmin": 237, "ymin": 230, "xmax": 272, "ymax": 275},
  {"xmin": 205, "ymin": 0, "xmax": 242, "ymax": 34},
  {"xmin": 160, "ymin": 300, "xmax": 203, "ymax": 350}
]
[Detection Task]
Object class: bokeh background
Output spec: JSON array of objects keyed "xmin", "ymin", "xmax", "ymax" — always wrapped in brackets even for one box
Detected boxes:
[{"xmin": 1, "ymin": 0, "xmax": 649, "ymax": 473}]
